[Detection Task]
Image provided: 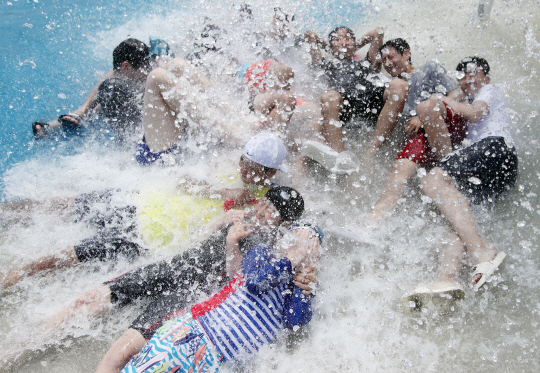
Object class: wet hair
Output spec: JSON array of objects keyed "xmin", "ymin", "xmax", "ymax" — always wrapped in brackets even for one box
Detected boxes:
[
  {"xmin": 380, "ymin": 38, "xmax": 411, "ymax": 64},
  {"xmin": 456, "ymin": 56, "xmax": 490, "ymax": 75},
  {"xmin": 113, "ymin": 38, "xmax": 150, "ymax": 70},
  {"xmin": 328, "ymin": 26, "xmax": 356, "ymax": 45},
  {"xmin": 264, "ymin": 185, "xmax": 304, "ymax": 222}
]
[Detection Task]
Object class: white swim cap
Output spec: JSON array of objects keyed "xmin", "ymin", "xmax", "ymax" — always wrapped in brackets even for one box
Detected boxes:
[{"xmin": 242, "ymin": 132, "xmax": 288, "ymax": 172}]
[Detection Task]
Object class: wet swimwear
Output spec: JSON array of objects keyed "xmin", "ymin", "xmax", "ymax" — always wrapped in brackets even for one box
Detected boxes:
[
  {"xmin": 439, "ymin": 136, "xmax": 518, "ymax": 204},
  {"xmin": 396, "ymin": 102, "xmax": 467, "ymax": 166},
  {"xmin": 135, "ymin": 139, "xmax": 181, "ymax": 166},
  {"xmin": 320, "ymin": 58, "xmax": 386, "ymax": 123},
  {"xmin": 244, "ymin": 60, "xmax": 275, "ymax": 95}
]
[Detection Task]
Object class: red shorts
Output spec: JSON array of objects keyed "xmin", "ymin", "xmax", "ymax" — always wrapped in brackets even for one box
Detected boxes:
[
  {"xmin": 244, "ymin": 60, "xmax": 274, "ymax": 95},
  {"xmin": 396, "ymin": 102, "xmax": 467, "ymax": 166}
]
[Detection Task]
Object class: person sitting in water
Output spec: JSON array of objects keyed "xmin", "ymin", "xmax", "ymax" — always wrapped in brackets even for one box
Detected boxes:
[
  {"xmin": 367, "ymin": 38, "xmax": 467, "ymax": 221},
  {"xmin": 32, "ymin": 38, "xmax": 154, "ymax": 141},
  {"xmin": 401, "ymin": 57, "xmax": 517, "ymax": 310},
  {"xmin": 134, "ymin": 50, "xmax": 262, "ymax": 166},
  {"xmin": 94, "ymin": 185, "xmax": 319, "ymax": 373},
  {"xmin": 303, "ymin": 26, "xmax": 386, "ymax": 153},
  {"xmin": 0, "ymin": 133, "xmax": 288, "ymax": 290},
  {"xmin": 118, "ymin": 220, "xmax": 320, "ymax": 373},
  {"xmin": 1, "ymin": 186, "xmax": 318, "ymax": 372}
]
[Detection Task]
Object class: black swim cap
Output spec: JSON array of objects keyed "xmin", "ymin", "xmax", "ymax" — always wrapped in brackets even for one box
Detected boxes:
[
  {"xmin": 264, "ymin": 185, "xmax": 304, "ymax": 222},
  {"xmin": 456, "ymin": 57, "xmax": 490, "ymax": 75},
  {"xmin": 113, "ymin": 38, "xmax": 150, "ymax": 70}
]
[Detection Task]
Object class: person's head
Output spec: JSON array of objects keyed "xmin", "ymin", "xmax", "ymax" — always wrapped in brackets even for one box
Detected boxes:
[
  {"xmin": 113, "ymin": 38, "xmax": 151, "ymax": 82},
  {"xmin": 456, "ymin": 57, "xmax": 491, "ymax": 98},
  {"xmin": 328, "ymin": 26, "xmax": 356, "ymax": 60},
  {"xmin": 380, "ymin": 38, "xmax": 412, "ymax": 77},
  {"xmin": 240, "ymin": 133, "xmax": 287, "ymax": 185},
  {"xmin": 253, "ymin": 184, "xmax": 304, "ymax": 226}
]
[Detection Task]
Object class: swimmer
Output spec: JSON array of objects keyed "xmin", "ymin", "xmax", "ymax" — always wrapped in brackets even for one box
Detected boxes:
[
  {"xmin": 116, "ymin": 221, "xmax": 321, "ymax": 373},
  {"xmin": 32, "ymin": 38, "xmax": 154, "ymax": 141},
  {"xmin": 0, "ymin": 133, "xmax": 288, "ymax": 290},
  {"xmin": 403, "ymin": 57, "xmax": 517, "ymax": 308}
]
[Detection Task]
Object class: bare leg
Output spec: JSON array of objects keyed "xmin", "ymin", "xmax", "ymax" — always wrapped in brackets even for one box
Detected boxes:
[
  {"xmin": 320, "ymin": 90, "xmax": 345, "ymax": 152},
  {"xmin": 419, "ymin": 167, "xmax": 498, "ymax": 284},
  {"xmin": 95, "ymin": 328, "xmax": 146, "ymax": 373},
  {"xmin": 0, "ymin": 197, "xmax": 75, "ymax": 217},
  {"xmin": 433, "ymin": 231, "xmax": 466, "ymax": 286},
  {"xmin": 417, "ymin": 97, "xmax": 452, "ymax": 159},
  {"xmin": 0, "ymin": 246, "xmax": 80, "ymax": 290},
  {"xmin": 365, "ymin": 78, "xmax": 409, "ymax": 159},
  {"xmin": 288, "ymin": 100, "xmax": 323, "ymax": 151},
  {"xmin": 369, "ymin": 158, "xmax": 418, "ymax": 221},
  {"xmin": 1, "ymin": 285, "xmax": 112, "ymax": 367}
]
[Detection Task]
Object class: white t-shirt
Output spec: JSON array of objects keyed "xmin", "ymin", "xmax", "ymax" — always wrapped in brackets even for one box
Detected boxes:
[{"xmin": 466, "ymin": 84, "xmax": 513, "ymax": 144}]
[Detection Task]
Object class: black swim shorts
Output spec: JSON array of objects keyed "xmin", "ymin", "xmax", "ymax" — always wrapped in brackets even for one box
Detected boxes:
[{"xmin": 438, "ymin": 136, "xmax": 518, "ymax": 204}]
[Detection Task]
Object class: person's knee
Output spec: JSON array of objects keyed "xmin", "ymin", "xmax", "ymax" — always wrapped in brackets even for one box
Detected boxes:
[
  {"xmin": 386, "ymin": 78, "xmax": 408, "ymax": 99},
  {"xmin": 416, "ymin": 97, "xmax": 441, "ymax": 122},
  {"xmin": 270, "ymin": 62, "xmax": 294, "ymax": 90},
  {"xmin": 321, "ymin": 91, "xmax": 343, "ymax": 109},
  {"xmin": 419, "ymin": 167, "xmax": 445, "ymax": 195}
]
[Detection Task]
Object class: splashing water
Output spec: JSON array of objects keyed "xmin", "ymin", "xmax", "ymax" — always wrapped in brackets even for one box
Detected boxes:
[{"xmin": 1, "ymin": 0, "xmax": 540, "ymax": 372}]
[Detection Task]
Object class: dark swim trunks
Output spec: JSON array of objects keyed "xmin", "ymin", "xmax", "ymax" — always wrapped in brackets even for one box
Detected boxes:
[
  {"xmin": 321, "ymin": 58, "xmax": 385, "ymax": 123},
  {"xmin": 438, "ymin": 136, "xmax": 518, "ymax": 204},
  {"xmin": 72, "ymin": 190, "xmax": 143, "ymax": 263},
  {"xmin": 135, "ymin": 139, "xmax": 180, "ymax": 166}
]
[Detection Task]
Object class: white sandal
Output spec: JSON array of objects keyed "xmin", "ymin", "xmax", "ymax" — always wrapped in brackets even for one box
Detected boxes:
[{"xmin": 471, "ymin": 252, "xmax": 506, "ymax": 291}]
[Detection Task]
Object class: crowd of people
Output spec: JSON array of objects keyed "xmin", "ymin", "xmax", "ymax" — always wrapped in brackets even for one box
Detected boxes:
[{"xmin": 6, "ymin": 4, "xmax": 519, "ymax": 372}]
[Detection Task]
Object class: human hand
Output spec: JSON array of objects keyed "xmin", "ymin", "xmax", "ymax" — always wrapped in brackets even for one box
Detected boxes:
[
  {"xmin": 284, "ymin": 228, "xmax": 320, "ymax": 269},
  {"xmin": 219, "ymin": 188, "xmax": 256, "ymax": 206},
  {"xmin": 404, "ymin": 116, "xmax": 423, "ymax": 134},
  {"xmin": 294, "ymin": 265, "xmax": 317, "ymax": 295},
  {"xmin": 226, "ymin": 221, "xmax": 254, "ymax": 246}
]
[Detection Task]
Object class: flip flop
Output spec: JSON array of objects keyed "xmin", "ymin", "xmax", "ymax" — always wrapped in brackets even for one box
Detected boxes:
[
  {"xmin": 401, "ymin": 284, "xmax": 465, "ymax": 313},
  {"xmin": 471, "ymin": 252, "xmax": 506, "ymax": 291},
  {"xmin": 32, "ymin": 121, "xmax": 50, "ymax": 138},
  {"xmin": 58, "ymin": 113, "xmax": 83, "ymax": 130}
]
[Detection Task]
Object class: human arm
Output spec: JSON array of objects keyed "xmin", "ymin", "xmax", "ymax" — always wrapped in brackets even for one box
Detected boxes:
[
  {"xmin": 176, "ymin": 177, "xmax": 257, "ymax": 206},
  {"xmin": 355, "ymin": 26, "xmax": 384, "ymax": 70},
  {"xmin": 225, "ymin": 221, "xmax": 254, "ymax": 277},
  {"xmin": 304, "ymin": 30, "xmax": 327, "ymax": 66},
  {"xmin": 439, "ymin": 93, "xmax": 489, "ymax": 123}
]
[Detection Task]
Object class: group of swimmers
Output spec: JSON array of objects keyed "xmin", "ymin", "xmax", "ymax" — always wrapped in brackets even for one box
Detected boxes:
[{"xmin": 10, "ymin": 5, "xmax": 519, "ymax": 372}]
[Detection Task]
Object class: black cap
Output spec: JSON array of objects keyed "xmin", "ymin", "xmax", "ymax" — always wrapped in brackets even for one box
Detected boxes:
[{"xmin": 264, "ymin": 185, "xmax": 304, "ymax": 222}]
